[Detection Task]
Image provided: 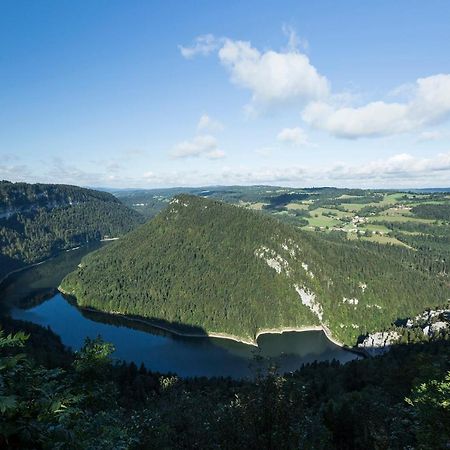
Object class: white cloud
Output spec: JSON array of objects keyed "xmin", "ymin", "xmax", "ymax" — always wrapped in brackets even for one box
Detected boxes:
[
  {"xmin": 143, "ymin": 151, "xmax": 450, "ymax": 187},
  {"xmin": 328, "ymin": 152, "xmax": 450, "ymax": 182},
  {"xmin": 218, "ymin": 38, "xmax": 329, "ymax": 112},
  {"xmin": 197, "ymin": 114, "xmax": 224, "ymax": 132},
  {"xmin": 302, "ymin": 74, "xmax": 450, "ymax": 138},
  {"xmin": 179, "ymin": 34, "xmax": 220, "ymax": 59},
  {"xmin": 180, "ymin": 33, "xmax": 450, "ymax": 139},
  {"xmin": 147, "ymin": 166, "xmax": 308, "ymax": 185},
  {"xmin": 180, "ymin": 31, "xmax": 329, "ymax": 112},
  {"xmin": 5, "ymin": 151, "xmax": 450, "ymax": 189},
  {"xmin": 277, "ymin": 127, "xmax": 309, "ymax": 146},
  {"xmin": 170, "ymin": 135, "xmax": 225, "ymax": 159}
]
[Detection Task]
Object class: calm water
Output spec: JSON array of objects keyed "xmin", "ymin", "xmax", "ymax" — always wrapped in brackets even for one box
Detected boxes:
[{"xmin": 1, "ymin": 245, "xmax": 358, "ymax": 378}]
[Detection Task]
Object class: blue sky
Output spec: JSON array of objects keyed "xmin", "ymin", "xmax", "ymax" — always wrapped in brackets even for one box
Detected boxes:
[{"xmin": 1, "ymin": 0, "xmax": 450, "ymax": 188}]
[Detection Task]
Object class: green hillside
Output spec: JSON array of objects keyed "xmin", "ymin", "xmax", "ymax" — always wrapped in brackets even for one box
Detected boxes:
[
  {"xmin": 61, "ymin": 195, "xmax": 449, "ymax": 345},
  {"xmin": 0, "ymin": 181, "xmax": 145, "ymax": 279}
]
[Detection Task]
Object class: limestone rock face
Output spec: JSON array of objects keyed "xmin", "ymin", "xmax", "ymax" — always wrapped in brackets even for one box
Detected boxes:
[{"xmin": 358, "ymin": 331, "xmax": 401, "ymax": 356}]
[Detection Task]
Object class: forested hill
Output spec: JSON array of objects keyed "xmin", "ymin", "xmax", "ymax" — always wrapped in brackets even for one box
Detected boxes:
[
  {"xmin": 0, "ymin": 181, "xmax": 145, "ymax": 279},
  {"xmin": 61, "ymin": 194, "xmax": 449, "ymax": 346}
]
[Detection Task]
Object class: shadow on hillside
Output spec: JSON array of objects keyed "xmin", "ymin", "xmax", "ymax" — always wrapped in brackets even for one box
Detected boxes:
[{"xmin": 73, "ymin": 302, "xmax": 212, "ymax": 339}]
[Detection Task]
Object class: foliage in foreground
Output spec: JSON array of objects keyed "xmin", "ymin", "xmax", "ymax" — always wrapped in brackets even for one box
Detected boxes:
[{"xmin": 1, "ymin": 320, "xmax": 450, "ymax": 450}]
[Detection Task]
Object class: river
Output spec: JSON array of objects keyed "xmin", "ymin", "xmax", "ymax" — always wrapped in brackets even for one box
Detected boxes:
[{"xmin": 0, "ymin": 244, "xmax": 359, "ymax": 378}]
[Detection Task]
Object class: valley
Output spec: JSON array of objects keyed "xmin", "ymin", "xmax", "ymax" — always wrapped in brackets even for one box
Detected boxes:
[
  {"xmin": 1, "ymin": 181, "xmax": 449, "ymax": 449},
  {"xmin": 61, "ymin": 192, "xmax": 449, "ymax": 347},
  {"xmin": 0, "ymin": 181, "xmax": 144, "ymax": 279}
]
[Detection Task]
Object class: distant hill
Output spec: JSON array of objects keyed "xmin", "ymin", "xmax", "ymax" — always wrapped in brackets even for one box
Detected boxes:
[
  {"xmin": 409, "ymin": 188, "xmax": 450, "ymax": 193},
  {"xmin": 0, "ymin": 181, "xmax": 145, "ymax": 279},
  {"xmin": 60, "ymin": 194, "xmax": 448, "ymax": 345}
]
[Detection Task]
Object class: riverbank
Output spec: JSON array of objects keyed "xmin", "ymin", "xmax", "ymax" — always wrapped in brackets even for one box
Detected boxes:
[
  {"xmin": 57, "ymin": 287, "xmax": 259, "ymax": 345},
  {"xmin": 57, "ymin": 286, "xmax": 363, "ymax": 354}
]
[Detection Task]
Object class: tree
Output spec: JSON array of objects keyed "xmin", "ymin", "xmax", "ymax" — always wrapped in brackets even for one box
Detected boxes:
[{"xmin": 406, "ymin": 371, "xmax": 450, "ymax": 449}]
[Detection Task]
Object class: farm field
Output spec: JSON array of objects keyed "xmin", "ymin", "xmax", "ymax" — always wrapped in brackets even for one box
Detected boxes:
[{"xmin": 116, "ymin": 186, "xmax": 450, "ymax": 252}]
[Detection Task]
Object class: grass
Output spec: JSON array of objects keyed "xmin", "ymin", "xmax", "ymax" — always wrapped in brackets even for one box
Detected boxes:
[
  {"xmin": 262, "ymin": 190, "xmax": 449, "ymax": 247},
  {"xmin": 362, "ymin": 234, "xmax": 410, "ymax": 247},
  {"xmin": 368, "ymin": 214, "xmax": 434, "ymax": 224},
  {"xmin": 347, "ymin": 232, "xmax": 410, "ymax": 247},
  {"xmin": 315, "ymin": 207, "xmax": 352, "ymax": 218},
  {"xmin": 306, "ymin": 214, "xmax": 342, "ymax": 228},
  {"xmin": 380, "ymin": 193, "xmax": 405, "ymax": 205},
  {"xmin": 360, "ymin": 224, "xmax": 391, "ymax": 234},
  {"xmin": 305, "ymin": 207, "xmax": 351, "ymax": 228},
  {"xmin": 285, "ymin": 202, "xmax": 309, "ymax": 211},
  {"xmin": 340, "ymin": 203, "xmax": 368, "ymax": 212},
  {"xmin": 336, "ymin": 194, "xmax": 363, "ymax": 200}
]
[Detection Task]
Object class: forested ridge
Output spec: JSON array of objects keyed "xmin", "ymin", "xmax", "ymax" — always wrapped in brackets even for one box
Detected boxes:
[
  {"xmin": 0, "ymin": 181, "xmax": 144, "ymax": 279},
  {"xmin": 61, "ymin": 195, "xmax": 449, "ymax": 345}
]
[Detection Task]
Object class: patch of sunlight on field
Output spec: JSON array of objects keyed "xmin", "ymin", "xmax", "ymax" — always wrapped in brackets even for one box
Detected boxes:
[
  {"xmin": 340, "ymin": 203, "xmax": 368, "ymax": 212},
  {"xmin": 398, "ymin": 230, "xmax": 426, "ymax": 236},
  {"xmin": 336, "ymin": 194, "xmax": 364, "ymax": 200},
  {"xmin": 362, "ymin": 234, "xmax": 411, "ymax": 247},
  {"xmin": 307, "ymin": 213, "xmax": 342, "ymax": 228},
  {"xmin": 382, "ymin": 193, "xmax": 405, "ymax": 203},
  {"xmin": 361, "ymin": 224, "xmax": 390, "ymax": 233},
  {"xmin": 247, "ymin": 202, "xmax": 267, "ymax": 210},
  {"xmin": 286, "ymin": 202, "xmax": 309, "ymax": 210},
  {"xmin": 347, "ymin": 231, "xmax": 410, "ymax": 247},
  {"xmin": 312, "ymin": 207, "xmax": 353, "ymax": 218}
]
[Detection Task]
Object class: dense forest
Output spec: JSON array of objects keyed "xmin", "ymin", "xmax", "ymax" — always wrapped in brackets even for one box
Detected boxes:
[
  {"xmin": 2, "ymin": 187, "xmax": 450, "ymax": 448},
  {"xmin": 1, "ymin": 316, "xmax": 449, "ymax": 449},
  {"xmin": 0, "ymin": 181, "xmax": 144, "ymax": 279},
  {"xmin": 61, "ymin": 195, "xmax": 449, "ymax": 345},
  {"xmin": 412, "ymin": 203, "xmax": 450, "ymax": 221}
]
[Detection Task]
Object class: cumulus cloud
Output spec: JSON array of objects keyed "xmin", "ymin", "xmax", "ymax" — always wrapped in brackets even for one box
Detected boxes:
[
  {"xmin": 170, "ymin": 135, "xmax": 225, "ymax": 159},
  {"xmin": 180, "ymin": 33, "xmax": 450, "ymax": 138},
  {"xmin": 179, "ymin": 34, "xmax": 220, "ymax": 59},
  {"xmin": 218, "ymin": 38, "xmax": 329, "ymax": 112},
  {"xmin": 197, "ymin": 114, "xmax": 224, "ymax": 132},
  {"xmin": 180, "ymin": 31, "xmax": 329, "ymax": 112},
  {"xmin": 302, "ymin": 74, "xmax": 450, "ymax": 138},
  {"xmin": 277, "ymin": 127, "xmax": 310, "ymax": 146}
]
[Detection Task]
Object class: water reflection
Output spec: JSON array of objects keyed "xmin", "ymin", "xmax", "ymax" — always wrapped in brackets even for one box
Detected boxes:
[{"xmin": 2, "ymin": 243, "xmax": 359, "ymax": 378}]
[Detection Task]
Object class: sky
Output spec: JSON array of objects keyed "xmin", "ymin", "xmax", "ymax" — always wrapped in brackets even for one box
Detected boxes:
[{"xmin": 1, "ymin": 0, "xmax": 450, "ymax": 189}]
